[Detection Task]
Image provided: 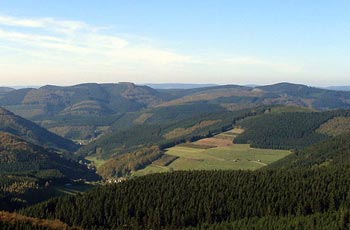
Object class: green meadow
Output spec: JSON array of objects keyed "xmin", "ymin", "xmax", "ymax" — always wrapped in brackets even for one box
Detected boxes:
[{"xmin": 133, "ymin": 143, "xmax": 291, "ymax": 176}]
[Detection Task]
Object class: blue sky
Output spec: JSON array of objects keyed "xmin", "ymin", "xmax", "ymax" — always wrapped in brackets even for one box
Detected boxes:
[{"xmin": 0, "ymin": 1, "xmax": 350, "ymax": 86}]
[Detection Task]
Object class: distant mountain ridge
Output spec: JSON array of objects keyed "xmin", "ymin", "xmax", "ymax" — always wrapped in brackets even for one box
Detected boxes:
[
  {"xmin": 143, "ymin": 83, "xmax": 218, "ymax": 89},
  {"xmin": 0, "ymin": 82, "xmax": 168, "ymax": 118},
  {"xmin": 0, "ymin": 87, "xmax": 15, "ymax": 93},
  {"xmin": 1, "ymin": 82, "xmax": 350, "ymax": 142}
]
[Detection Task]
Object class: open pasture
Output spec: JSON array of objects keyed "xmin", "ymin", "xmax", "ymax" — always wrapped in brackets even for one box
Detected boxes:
[
  {"xmin": 133, "ymin": 128, "xmax": 290, "ymax": 176},
  {"xmin": 134, "ymin": 143, "xmax": 291, "ymax": 175}
]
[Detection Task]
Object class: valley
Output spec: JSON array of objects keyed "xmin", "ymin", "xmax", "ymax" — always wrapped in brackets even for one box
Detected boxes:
[{"xmin": 1, "ymin": 82, "xmax": 350, "ymax": 229}]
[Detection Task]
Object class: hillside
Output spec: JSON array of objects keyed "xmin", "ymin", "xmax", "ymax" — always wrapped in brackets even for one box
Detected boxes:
[
  {"xmin": 0, "ymin": 131, "xmax": 99, "ymax": 210},
  {"xmin": 0, "ymin": 132, "xmax": 98, "ymax": 180},
  {"xmin": 22, "ymin": 166, "xmax": 350, "ymax": 230},
  {"xmin": 268, "ymin": 132, "xmax": 350, "ymax": 169},
  {"xmin": 183, "ymin": 210, "xmax": 349, "ymax": 230},
  {"xmin": 0, "ymin": 107, "xmax": 78, "ymax": 152},
  {"xmin": 234, "ymin": 110, "xmax": 350, "ymax": 150},
  {"xmin": 77, "ymin": 106, "xmax": 266, "ymax": 158}
]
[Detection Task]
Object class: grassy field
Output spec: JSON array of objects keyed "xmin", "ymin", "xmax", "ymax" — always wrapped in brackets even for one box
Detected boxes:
[
  {"xmin": 133, "ymin": 128, "xmax": 291, "ymax": 176},
  {"xmin": 168, "ymin": 145, "xmax": 288, "ymax": 170}
]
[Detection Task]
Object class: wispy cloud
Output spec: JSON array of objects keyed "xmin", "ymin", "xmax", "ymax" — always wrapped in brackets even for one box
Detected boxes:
[
  {"xmin": 0, "ymin": 14, "xmax": 191, "ymax": 67},
  {"xmin": 0, "ymin": 15, "xmax": 89, "ymax": 34},
  {"xmin": 0, "ymin": 14, "xmax": 303, "ymax": 85}
]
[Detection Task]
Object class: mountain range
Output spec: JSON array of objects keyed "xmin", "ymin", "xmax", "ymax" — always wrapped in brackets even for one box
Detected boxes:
[{"xmin": 0, "ymin": 82, "xmax": 350, "ymax": 143}]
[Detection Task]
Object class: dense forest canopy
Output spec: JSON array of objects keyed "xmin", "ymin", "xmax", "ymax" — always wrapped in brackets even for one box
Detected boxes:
[
  {"xmin": 22, "ymin": 165, "xmax": 350, "ymax": 230},
  {"xmin": 235, "ymin": 110, "xmax": 350, "ymax": 149}
]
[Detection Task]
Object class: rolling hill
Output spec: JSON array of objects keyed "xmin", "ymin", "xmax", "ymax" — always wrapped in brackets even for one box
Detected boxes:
[
  {"xmin": 1, "ymin": 82, "xmax": 350, "ymax": 142},
  {"xmin": 0, "ymin": 82, "xmax": 168, "ymax": 118},
  {"xmin": 0, "ymin": 83, "xmax": 173, "ymax": 141}
]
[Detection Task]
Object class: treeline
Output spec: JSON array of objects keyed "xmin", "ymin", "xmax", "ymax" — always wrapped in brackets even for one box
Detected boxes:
[
  {"xmin": 22, "ymin": 166, "xmax": 350, "ymax": 229},
  {"xmin": 97, "ymin": 146, "xmax": 163, "ymax": 178},
  {"xmin": 234, "ymin": 110, "xmax": 350, "ymax": 150},
  {"xmin": 153, "ymin": 154, "xmax": 178, "ymax": 167}
]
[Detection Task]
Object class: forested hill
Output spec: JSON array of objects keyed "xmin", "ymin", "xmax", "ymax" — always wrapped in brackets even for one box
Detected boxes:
[
  {"xmin": 0, "ymin": 83, "xmax": 169, "ymax": 118},
  {"xmin": 22, "ymin": 166, "xmax": 350, "ymax": 230},
  {"xmin": 268, "ymin": 132, "xmax": 350, "ymax": 169},
  {"xmin": 0, "ymin": 132, "xmax": 98, "ymax": 181},
  {"xmin": 234, "ymin": 109, "xmax": 350, "ymax": 150},
  {"xmin": 0, "ymin": 107, "xmax": 78, "ymax": 152},
  {"xmin": 0, "ymin": 131, "xmax": 99, "ymax": 211},
  {"xmin": 0, "ymin": 83, "xmax": 174, "ymax": 142}
]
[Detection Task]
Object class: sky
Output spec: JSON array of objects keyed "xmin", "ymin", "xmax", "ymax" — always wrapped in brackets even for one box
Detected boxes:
[{"xmin": 0, "ymin": 0, "xmax": 350, "ymax": 87}]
